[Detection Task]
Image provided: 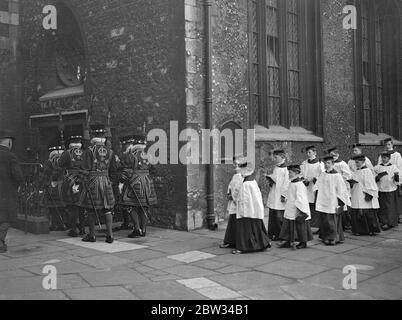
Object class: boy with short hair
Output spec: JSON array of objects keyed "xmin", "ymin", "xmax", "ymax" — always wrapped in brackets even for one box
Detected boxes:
[
  {"xmin": 348, "ymin": 144, "xmax": 374, "ymax": 173},
  {"xmin": 350, "ymin": 154, "xmax": 381, "ymax": 236},
  {"xmin": 301, "ymin": 145, "xmax": 323, "ymax": 229},
  {"xmin": 278, "ymin": 165, "xmax": 313, "ymax": 250},
  {"xmin": 266, "ymin": 150, "xmax": 290, "ymax": 241},
  {"xmin": 374, "ymin": 151, "xmax": 400, "ymax": 230},
  {"xmin": 314, "ymin": 155, "xmax": 351, "ymax": 246},
  {"xmin": 327, "ymin": 146, "xmax": 353, "ymax": 230}
]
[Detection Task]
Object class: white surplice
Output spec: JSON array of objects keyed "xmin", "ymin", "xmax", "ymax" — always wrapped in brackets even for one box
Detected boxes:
[
  {"xmin": 348, "ymin": 157, "xmax": 374, "ymax": 173},
  {"xmin": 284, "ymin": 178, "xmax": 311, "ymax": 220},
  {"xmin": 227, "ymin": 172, "xmax": 243, "ymax": 215},
  {"xmin": 350, "ymin": 167, "xmax": 379, "ymax": 209},
  {"xmin": 237, "ymin": 176, "xmax": 265, "ymax": 220},
  {"xmin": 301, "ymin": 159, "xmax": 324, "ymax": 203},
  {"xmin": 314, "ymin": 170, "xmax": 351, "ymax": 214},
  {"xmin": 267, "ymin": 165, "xmax": 290, "ymax": 210},
  {"xmin": 374, "ymin": 163, "xmax": 399, "ymax": 192}
]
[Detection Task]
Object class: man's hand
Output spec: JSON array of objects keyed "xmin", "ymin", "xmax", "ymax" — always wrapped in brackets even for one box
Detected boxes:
[{"xmin": 281, "ymin": 196, "xmax": 286, "ymax": 203}]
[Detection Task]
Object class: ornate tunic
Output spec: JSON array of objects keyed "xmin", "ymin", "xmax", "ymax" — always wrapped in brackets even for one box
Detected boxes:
[
  {"xmin": 59, "ymin": 147, "xmax": 85, "ymax": 206},
  {"xmin": 78, "ymin": 144, "xmax": 118, "ymax": 210},
  {"xmin": 119, "ymin": 148, "xmax": 157, "ymax": 207}
]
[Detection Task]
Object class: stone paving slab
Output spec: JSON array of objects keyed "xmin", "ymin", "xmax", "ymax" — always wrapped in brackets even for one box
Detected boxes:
[
  {"xmin": 255, "ymin": 259, "xmax": 331, "ymax": 280},
  {"xmin": 23, "ymin": 260, "xmax": 97, "ymax": 275},
  {"xmin": 212, "ymin": 252, "xmax": 280, "ymax": 268},
  {"xmin": 74, "ymin": 255, "xmax": 132, "ymax": 269},
  {"xmin": 239, "ymin": 286, "xmax": 294, "ymax": 300},
  {"xmin": 151, "ymin": 275, "xmax": 183, "ymax": 282},
  {"xmin": 112, "ymin": 248, "xmax": 166, "ymax": 262},
  {"xmin": 164, "ymin": 265, "xmax": 219, "ymax": 278},
  {"xmin": 0, "ymin": 291, "xmax": 70, "ymax": 300},
  {"xmin": 0, "ymin": 276, "xmax": 44, "ymax": 295},
  {"xmin": 168, "ymin": 250, "xmax": 216, "ymax": 263},
  {"xmin": 0, "ymin": 252, "xmax": 76, "ymax": 272},
  {"xmin": 210, "ymin": 271, "xmax": 294, "ymax": 292},
  {"xmin": 197, "ymin": 286, "xmax": 243, "ymax": 300},
  {"xmin": 301, "ymin": 268, "xmax": 371, "ymax": 290},
  {"xmin": 344, "ymin": 246, "xmax": 402, "ymax": 263},
  {"xmin": 141, "ymin": 257, "xmax": 184, "ymax": 270},
  {"xmin": 313, "ymin": 243, "xmax": 360, "ymax": 253},
  {"xmin": 218, "ymin": 265, "xmax": 250, "ymax": 274},
  {"xmin": 308, "ymin": 254, "xmax": 401, "ymax": 277},
  {"xmin": 0, "ymin": 269, "xmax": 36, "ymax": 279},
  {"xmin": 191, "ymin": 259, "xmax": 228, "ymax": 270},
  {"xmin": 79, "ymin": 269, "xmax": 150, "ymax": 287},
  {"xmin": 354, "ymin": 280, "xmax": 402, "ymax": 300},
  {"xmin": 64, "ymin": 286, "xmax": 139, "ymax": 300},
  {"xmin": 270, "ymin": 247, "xmax": 333, "ymax": 261},
  {"xmin": 125, "ymin": 281, "xmax": 207, "ymax": 300},
  {"xmin": 280, "ymin": 283, "xmax": 374, "ymax": 300},
  {"xmin": 177, "ymin": 277, "xmax": 218, "ymax": 289},
  {"xmin": 58, "ymin": 238, "xmax": 147, "ymax": 253},
  {"xmin": 2, "ymin": 243, "xmax": 69, "ymax": 259}
]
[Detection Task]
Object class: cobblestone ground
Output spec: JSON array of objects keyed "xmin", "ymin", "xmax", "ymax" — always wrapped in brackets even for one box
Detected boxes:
[{"xmin": 0, "ymin": 218, "xmax": 401, "ymax": 300}]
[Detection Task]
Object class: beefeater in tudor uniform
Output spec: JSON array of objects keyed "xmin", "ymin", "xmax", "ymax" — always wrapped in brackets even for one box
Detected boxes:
[
  {"xmin": 40, "ymin": 145, "xmax": 67, "ymax": 231},
  {"xmin": 79, "ymin": 124, "xmax": 119, "ymax": 244},
  {"xmin": 59, "ymin": 136, "xmax": 86, "ymax": 237},
  {"xmin": 118, "ymin": 132, "xmax": 157, "ymax": 238}
]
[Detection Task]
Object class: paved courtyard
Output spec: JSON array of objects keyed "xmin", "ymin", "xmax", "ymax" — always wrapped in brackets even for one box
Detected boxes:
[{"xmin": 0, "ymin": 218, "xmax": 401, "ymax": 300}]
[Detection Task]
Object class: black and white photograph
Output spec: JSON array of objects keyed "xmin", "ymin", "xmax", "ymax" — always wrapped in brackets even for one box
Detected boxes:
[{"xmin": 0, "ymin": 0, "xmax": 401, "ymax": 305}]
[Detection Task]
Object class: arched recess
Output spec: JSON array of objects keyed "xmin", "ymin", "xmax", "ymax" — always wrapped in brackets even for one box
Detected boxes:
[{"xmin": 37, "ymin": 1, "xmax": 88, "ymax": 99}]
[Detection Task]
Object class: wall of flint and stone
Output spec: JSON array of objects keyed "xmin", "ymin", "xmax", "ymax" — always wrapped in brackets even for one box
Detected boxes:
[{"xmin": 19, "ymin": 0, "xmax": 189, "ymax": 230}]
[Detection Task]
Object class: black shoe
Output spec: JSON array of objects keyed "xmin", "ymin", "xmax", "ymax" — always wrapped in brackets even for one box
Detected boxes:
[
  {"xmin": 128, "ymin": 230, "xmax": 142, "ymax": 238},
  {"xmin": 105, "ymin": 236, "xmax": 114, "ymax": 244},
  {"xmin": 381, "ymin": 225, "xmax": 391, "ymax": 231},
  {"xmin": 0, "ymin": 246, "xmax": 7, "ymax": 253},
  {"xmin": 82, "ymin": 234, "xmax": 96, "ymax": 242},
  {"xmin": 277, "ymin": 242, "xmax": 291, "ymax": 249},
  {"xmin": 296, "ymin": 242, "xmax": 307, "ymax": 249}
]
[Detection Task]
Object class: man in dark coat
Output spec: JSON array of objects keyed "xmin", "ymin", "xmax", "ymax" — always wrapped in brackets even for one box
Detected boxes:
[{"xmin": 0, "ymin": 130, "xmax": 24, "ymax": 253}]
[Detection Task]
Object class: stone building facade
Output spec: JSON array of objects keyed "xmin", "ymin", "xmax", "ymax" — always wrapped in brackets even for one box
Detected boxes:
[{"xmin": 0, "ymin": 0, "xmax": 401, "ymax": 231}]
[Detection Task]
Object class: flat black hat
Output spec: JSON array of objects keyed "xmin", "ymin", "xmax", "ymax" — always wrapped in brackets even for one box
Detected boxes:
[
  {"xmin": 305, "ymin": 145, "xmax": 316, "ymax": 152},
  {"xmin": 352, "ymin": 154, "xmax": 366, "ymax": 161},
  {"xmin": 326, "ymin": 146, "xmax": 338, "ymax": 154},
  {"xmin": 321, "ymin": 154, "xmax": 335, "ymax": 162},
  {"xmin": 382, "ymin": 138, "xmax": 393, "ymax": 144},
  {"xmin": 0, "ymin": 129, "xmax": 16, "ymax": 140},
  {"xmin": 272, "ymin": 149, "xmax": 286, "ymax": 156},
  {"xmin": 287, "ymin": 164, "xmax": 301, "ymax": 173},
  {"xmin": 380, "ymin": 151, "xmax": 392, "ymax": 157},
  {"xmin": 350, "ymin": 143, "xmax": 362, "ymax": 149}
]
